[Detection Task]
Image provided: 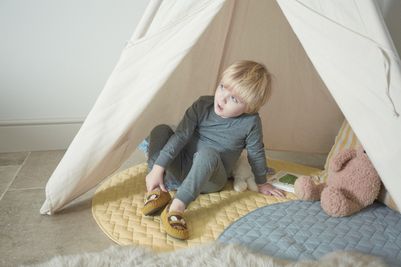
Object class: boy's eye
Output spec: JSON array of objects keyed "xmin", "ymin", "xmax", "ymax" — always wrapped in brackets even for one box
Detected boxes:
[
  {"xmin": 219, "ymin": 84, "xmax": 224, "ymax": 90},
  {"xmin": 230, "ymin": 96, "xmax": 239, "ymax": 103}
]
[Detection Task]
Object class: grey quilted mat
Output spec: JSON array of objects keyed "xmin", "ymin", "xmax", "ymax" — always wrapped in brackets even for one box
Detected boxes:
[{"xmin": 218, "ymin": 201, "xmax": 401, "ymax": 266}]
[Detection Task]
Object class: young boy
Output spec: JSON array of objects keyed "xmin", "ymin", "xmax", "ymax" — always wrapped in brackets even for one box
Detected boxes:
[{"xmin": 142, "ymin": 60, "xmax": 284, "ymax": 240}]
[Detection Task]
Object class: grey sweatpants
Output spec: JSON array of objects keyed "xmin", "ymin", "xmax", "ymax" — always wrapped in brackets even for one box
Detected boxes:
[{"xmin": 148, "ymin": 124, "xmax": 228, "ymax": 206}]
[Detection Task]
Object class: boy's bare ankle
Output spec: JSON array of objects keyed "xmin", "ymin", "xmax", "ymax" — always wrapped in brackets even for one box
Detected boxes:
[{"xmin": 169, "ymin": 198, "xmax": 186, "ymax": 213}]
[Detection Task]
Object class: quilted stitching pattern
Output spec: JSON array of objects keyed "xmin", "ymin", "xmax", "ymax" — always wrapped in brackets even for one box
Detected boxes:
[
  {"xmin": 92, "ymin": 160, "xmax": 321, "ymax": 251},
  {"xmin": 218, "ymin": 201, "xmax": 401, "ymax": 266}
]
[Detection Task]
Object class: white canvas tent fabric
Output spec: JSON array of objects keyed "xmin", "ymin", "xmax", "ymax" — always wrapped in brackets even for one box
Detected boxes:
[{"xmin": 40, "ymin": 0, "xmax": 401, "ymax": 215}]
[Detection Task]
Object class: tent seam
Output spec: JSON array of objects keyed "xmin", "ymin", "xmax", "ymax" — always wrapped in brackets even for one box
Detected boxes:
[
  {"xmin": 214, "ymin": 0, "xmax": 238, "ymax": 89},
  {"xmin": 292, "ymin": 0, "xmax": 400, "ymax": 117},
  {"xmin": 126, "ymin": 0, "xmax": 225, "ymax": 47}
]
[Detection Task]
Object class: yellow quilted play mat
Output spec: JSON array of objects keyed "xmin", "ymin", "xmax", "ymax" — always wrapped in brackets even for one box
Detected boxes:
[{"xmin": 92, "ymin": 159, "xmax": 321, "ymax": 251}]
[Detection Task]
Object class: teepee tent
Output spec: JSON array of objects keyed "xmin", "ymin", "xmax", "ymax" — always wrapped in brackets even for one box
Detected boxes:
[{"xmin": 40, "ymin": 0, "xmax": 401, "ymax": 215}]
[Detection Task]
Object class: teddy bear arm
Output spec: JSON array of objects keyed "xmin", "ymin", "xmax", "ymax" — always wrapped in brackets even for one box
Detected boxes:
[
  {"xmin": 294, "ymin": 176, "xmax": 325, "ymax": 201},
  {"xmin": 246, "ymin": 178, "xmax": 259, "ymax": 192},
  {"xmin": 233, "ymin": 178, "xmax": 248, "ymax": 192}
]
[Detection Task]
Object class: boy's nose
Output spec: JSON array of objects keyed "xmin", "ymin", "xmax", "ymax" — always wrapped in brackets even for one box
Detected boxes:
[{"xmin": 221, "ymin": 91, "xmax": 229, "ymax": 103}]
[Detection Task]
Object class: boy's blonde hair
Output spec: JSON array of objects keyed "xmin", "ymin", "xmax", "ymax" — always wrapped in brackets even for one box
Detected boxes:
[{"xmin": 220, "ymin": 60, "xmax": 272, "ymax": 113}]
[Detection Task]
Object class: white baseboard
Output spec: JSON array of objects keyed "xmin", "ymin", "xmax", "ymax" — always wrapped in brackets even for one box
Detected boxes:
[
  {"xmin": 0, "ymin": 119, "xmax": 83, "ymax": 153},
  {"xmin": 0, "ymin": 120, "xmax": 328, "ymax": 169}
]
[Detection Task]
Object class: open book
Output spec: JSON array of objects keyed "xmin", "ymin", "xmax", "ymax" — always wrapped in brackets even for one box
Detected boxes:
[{"xmin": 268, "ymin": 171, "xmax": 301, "ymax": 193}]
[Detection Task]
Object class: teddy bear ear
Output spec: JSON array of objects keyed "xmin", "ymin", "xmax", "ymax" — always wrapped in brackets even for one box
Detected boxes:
[
  {"xmin": 356, "ymin": 145, "xmax": 370, "ymax": 157},
  {"xmin": 355, "ymin": 145, "xmax": 366, "ymax": 156}
]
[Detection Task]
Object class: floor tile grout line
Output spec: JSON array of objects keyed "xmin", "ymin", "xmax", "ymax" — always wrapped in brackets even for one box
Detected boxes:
[
  {"xmin": 0, "ymin": 151, "xmax": 31, "ymax": 202},
  {"xmin": 8, "ymin": 187, "xmax": 45, "ymax": 191}
]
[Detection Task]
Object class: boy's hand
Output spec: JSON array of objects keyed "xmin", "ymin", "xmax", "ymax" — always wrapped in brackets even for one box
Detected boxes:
[
  {"xmin": 266, "ymin": 167, "xmax": 275, "ymax": 176},
  {"xmin": 258, "ymin": 182, "xmax": 285, "ymax": 197},
  {"xmin": 145, "ymin": 164, "xmax": 167, "ymax": 192}
]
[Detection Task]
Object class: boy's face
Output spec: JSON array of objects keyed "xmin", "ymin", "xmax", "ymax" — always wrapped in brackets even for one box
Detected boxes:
[{"xmin": 214, "ymin": 83, "xmax": 247, "ymax": 118}]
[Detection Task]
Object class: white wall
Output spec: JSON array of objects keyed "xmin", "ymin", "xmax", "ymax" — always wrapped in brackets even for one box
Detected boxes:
[
  {"xmin": 0, "ymin": 0, "xmax": 148, "ymax": 152},
  {"xmin": 0, "ymin": 0, "xmax": 400, "ymax": 152}
]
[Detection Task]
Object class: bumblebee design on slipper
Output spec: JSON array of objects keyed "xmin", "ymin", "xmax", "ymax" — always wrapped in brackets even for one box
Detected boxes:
[
  {"xmin": 168, "ymin": 215, "xmax": 187, "ymax": 230},
  {"xmin": 161, "ymin": 204, "xmax": 189, "ymax": 240},
  {"xmin": 142, "ymin": 189, "xmax": 171, "ymax": 216}
]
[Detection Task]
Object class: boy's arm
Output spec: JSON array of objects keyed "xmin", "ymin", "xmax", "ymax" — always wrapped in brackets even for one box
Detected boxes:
[
  {"xmin": 246, "ymin": 116, "xmax": 285, "ymax": 197},
  {"xmin": 245, "ymin": 115, "xmax": 268, "ymax": 185},
  {"xmin": 154, "ymin": 99, "xmax": 200, "ymax": 168},
  {"xmin": 245, "ymin": 116, "xmax": 285, "ymax": 197},
  {"xmin": 145, "ymin": 164, "xmax": 167, "ymax": 192}
]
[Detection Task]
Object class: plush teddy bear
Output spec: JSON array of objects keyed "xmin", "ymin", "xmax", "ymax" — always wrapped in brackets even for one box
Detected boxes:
[
  {"xmin": 232, "ymin": 151, "xmax": 259, "ymax": 192},
  {"xmin": 232, "ymin": 151, "xmax": 275, "ymax": 192},
  {"xmin": 294, "ymin": 146, "xmax": 381, "ymax": 217}
]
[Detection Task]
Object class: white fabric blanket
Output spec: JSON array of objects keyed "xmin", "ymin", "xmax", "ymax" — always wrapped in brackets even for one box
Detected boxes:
[{"xmin": 26, "ymin": 243, "xmax": 387, "ymax": 267}]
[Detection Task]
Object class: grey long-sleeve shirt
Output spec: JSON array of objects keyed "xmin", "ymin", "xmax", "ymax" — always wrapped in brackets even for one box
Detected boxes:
[{"xmin": 155, "ymin": 96, "xmax": 268, "ymax": 184}]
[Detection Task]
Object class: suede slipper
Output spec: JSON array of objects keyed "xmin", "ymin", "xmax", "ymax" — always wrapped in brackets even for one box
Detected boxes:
[
  {"xmin": 161, "ymin": 204, "xmax": 189, "ymax": 240},
  {"xmin": 142, "ymin": 189, "xmax": 171, "ymax": 216}
]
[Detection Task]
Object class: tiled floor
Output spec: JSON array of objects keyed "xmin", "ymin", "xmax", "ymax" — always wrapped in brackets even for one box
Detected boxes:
[
  {"xmin": 0, "ymin": 149, "xmax": 147, "ymax": 266},
  {"xmin": 0, "ymin": 148, "xmax": 325, "ymax": 266}
]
